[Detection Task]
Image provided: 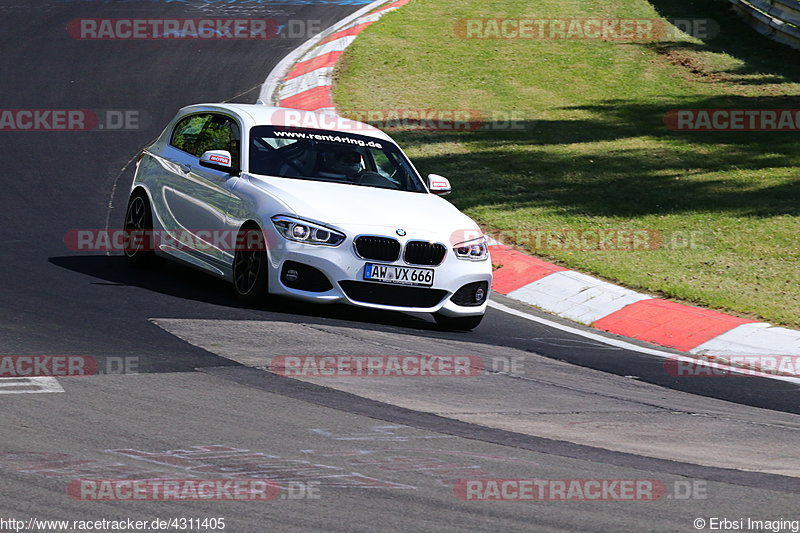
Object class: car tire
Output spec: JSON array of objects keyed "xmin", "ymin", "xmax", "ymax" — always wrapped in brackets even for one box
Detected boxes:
[
  {"xmin": 233, "ymin": 225, "xmax": 269, "ymax": 304},
  {"xmin": 433, "ymin": 313, "xmax": 484, "ymax": 331},
  {"xmin": 123, "ymin": 191, "xmax": 161, "ymax": 268}
]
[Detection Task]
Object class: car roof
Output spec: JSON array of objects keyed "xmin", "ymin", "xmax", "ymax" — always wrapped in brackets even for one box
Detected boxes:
[{"xmin": 178, "ymin": 103, "xmax": 394, "ymax": 143}]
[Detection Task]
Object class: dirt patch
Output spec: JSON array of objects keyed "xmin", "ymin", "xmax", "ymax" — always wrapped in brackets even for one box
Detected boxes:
[{"xmin": 659, "ymin": 48, "xmax": 731, "ymax": 82}]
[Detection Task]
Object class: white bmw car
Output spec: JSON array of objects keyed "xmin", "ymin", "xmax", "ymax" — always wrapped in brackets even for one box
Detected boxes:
[{"xmin": 124, "ymin": 104, "xmax": 491, "ymax": 330}]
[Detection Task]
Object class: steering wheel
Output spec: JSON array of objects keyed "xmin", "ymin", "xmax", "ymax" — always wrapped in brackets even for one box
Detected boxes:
[
  {"xmin": 353, "ymin": 170, "xmax": 378, "ymax": 184},
  {"xmin": 354, "ymin": 170, "xmax": 400, "ymax": 189}
]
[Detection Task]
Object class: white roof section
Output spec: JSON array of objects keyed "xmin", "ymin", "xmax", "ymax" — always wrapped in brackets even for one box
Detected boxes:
[{"xmin": 179, "ymin": 103, "xmax": 393, "ymax": 142}]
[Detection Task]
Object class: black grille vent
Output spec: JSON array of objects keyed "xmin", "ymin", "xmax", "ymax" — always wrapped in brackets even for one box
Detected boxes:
[
  {"xmin": 404, "ymin": 241, "xmax": 447, "ymax": 266},
  {"xmin": 280, "ymin": 261, "xmax": 333, "ymax": 293},
  {"xmin": 450, "ymin": 281, "xmax": 489, "ymax": 307},
  {"xmin": 340, "ymin": 281, "xmax": 447, "ymax": 308},
  {"xmin": 354, "ymin": 236, "xmax": 401, "ymax": 262}
]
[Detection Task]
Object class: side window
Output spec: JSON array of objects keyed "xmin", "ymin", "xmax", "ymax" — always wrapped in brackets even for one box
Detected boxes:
[
  {"xmin": 368, "ymin": 147, "xmax": 425, "ymax": 192},
  {"xmin": 171, "ymin": 114, "xmax": 212, "ymax": 156},
  {"xmin": 196, "ymin": 114, "xmax": 241, "ymax": 169},
  {"xmin": 370, "ymin": 149, "xmax": 395, "ymax": 178}
]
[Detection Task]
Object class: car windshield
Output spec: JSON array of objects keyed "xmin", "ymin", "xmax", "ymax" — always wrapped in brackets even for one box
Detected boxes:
[{"xmin": 248, "ymin": 126, "xmax": 427, "ymax": 193}]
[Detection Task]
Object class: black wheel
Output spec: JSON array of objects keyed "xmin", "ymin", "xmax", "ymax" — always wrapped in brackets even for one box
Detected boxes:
[
  {"xmin": 123, "ymin": 191, "xmax": 160, "ymax": 268},
  {"xmin": 433, "ymin": 313, "xmax": 484, "ymax": 331},
  {"xmin": 233, "ymin": 226, "xmax": 269, "ymax": 303}
]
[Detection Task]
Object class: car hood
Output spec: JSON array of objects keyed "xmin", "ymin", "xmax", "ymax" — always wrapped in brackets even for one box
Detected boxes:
[{"xmin": 248, "ymin": 174, "xmax": 481, "ymax": 238}]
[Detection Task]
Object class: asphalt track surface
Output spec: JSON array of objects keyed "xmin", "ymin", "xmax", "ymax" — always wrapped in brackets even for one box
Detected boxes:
[{"xmin": 0, "ymin": 1, "xmax": 799, "ymax": 531}]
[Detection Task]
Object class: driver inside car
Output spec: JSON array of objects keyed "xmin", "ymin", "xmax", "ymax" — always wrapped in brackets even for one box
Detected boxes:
[{"xmin": 317, "ymin": 148, "xmax": 364, "ymax": 180}]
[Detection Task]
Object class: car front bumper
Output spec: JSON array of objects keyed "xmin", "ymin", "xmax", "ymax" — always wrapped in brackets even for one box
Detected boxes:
[{"xmin": 266, "ymin": 236, "xmax": 492, "ymax": 317}]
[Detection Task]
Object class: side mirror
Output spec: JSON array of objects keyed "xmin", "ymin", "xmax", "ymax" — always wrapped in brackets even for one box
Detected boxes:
[
  {"xmin": 427, "ymin": 174, "xmax": 452, "ymax": 195},
  {"xmin": 199, "ymin": 150, "xmax": 237, "ymax": 174}
]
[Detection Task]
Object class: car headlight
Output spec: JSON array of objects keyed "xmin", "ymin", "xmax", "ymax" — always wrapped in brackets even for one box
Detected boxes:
[
  {"xmin": 453, "ymin": 236, "xmax": 489, "ymax": 261},
  {"xmin": 272, "ymin": 215, "xmax": 345, "ymax": 246}
]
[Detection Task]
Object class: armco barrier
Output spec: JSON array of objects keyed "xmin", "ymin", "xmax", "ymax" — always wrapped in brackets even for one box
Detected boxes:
[{"xmin": 730, "ymin": 0, "xmax": 800, "ymax": 49}]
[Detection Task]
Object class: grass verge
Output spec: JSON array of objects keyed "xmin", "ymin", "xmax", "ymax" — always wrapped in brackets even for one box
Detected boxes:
[{"xmin": 334, "ymin": 0, "xmax": 800, "ymax": 327}]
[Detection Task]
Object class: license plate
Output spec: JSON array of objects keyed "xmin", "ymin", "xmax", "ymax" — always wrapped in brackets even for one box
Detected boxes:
[{"xmin": 364, "ymin": 263, "xmax": 434, "ymax": 287}]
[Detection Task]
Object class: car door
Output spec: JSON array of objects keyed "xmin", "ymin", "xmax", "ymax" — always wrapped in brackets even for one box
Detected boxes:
[{"xmin": 161, "ymin": 112, "xmax": 241, "ymax": 271}]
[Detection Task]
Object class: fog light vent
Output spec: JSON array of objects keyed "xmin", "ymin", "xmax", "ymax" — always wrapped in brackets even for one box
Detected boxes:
[
  {"xmin": 450, "ymin": 281, "xmax": 489, "ymax": 307},
  {"xmin": 280, "ymin": 261, "xmax": 333, "ymax": 292}
]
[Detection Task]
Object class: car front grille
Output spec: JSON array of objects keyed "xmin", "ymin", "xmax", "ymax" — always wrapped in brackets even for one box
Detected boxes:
[
  {"xmin": 339, "ymin": 281, "xmax": 447, "ymax": 308},
  {"xmin": 354, "ymin": 236, "xmax": 401, "ymax": 262},
  {"xmin": 403, "ymin": 241, "xmax": 447, "ymax": 266}
]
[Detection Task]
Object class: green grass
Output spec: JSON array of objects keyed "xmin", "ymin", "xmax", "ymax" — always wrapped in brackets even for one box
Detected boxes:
[{"xmin": 334, "ymin": 0, "xmax": 800, "ymax": 327}]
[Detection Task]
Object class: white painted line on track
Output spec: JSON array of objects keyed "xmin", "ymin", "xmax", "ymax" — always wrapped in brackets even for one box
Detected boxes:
[
  {"xmin": 0, "ymin": 377, "xmax": 64, "ymax": 394},
  {"xmin": 488, "ymin": 299, "xmax": 800, "ymax": 385}
]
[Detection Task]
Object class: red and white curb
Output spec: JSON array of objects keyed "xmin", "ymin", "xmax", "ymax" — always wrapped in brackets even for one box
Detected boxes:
[
  {"xmin": 258, "ymin": 0, "xmax": 411, "ymax": 111},
  {"xmin": 486, "ymin": 239, "xmax": 800, "ymax": 359},
  {"xmin": 257, "ymin": 0, "xmax": 800, "ymax": 376}
]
